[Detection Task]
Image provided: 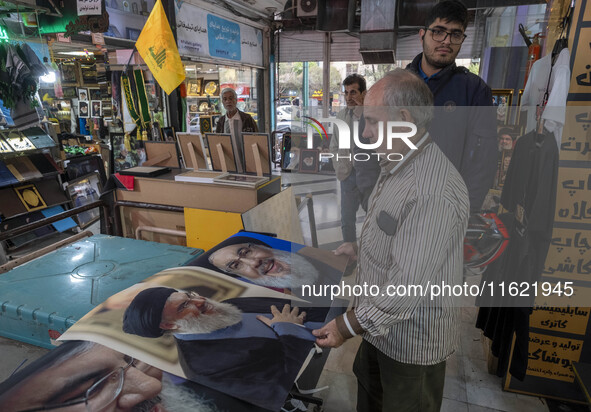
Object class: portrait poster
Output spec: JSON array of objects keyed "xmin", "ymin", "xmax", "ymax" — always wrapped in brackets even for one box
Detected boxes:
[
  {"xmin": 60, "ymin": 265, "xmax": 334, "ymax": 411},
  {"xmin": 186, "ymin": 231, "xmax": 348, "ymax": 305},
  {"xmin": 91, "ymin": 100, "xmax": 102, "ymax": 117},
  {"xmin": 78, "ymin": 88, "xmax": 88, "ymax": 101},
  {"xmin": 79, "ymin": 101, "xmax": 89, "ymax": 118}
]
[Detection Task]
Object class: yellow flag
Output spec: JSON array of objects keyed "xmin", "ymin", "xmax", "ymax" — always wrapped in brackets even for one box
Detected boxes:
[{"xmin": 135, "ymin": 0, "xmax": 185, "ymax": 95}]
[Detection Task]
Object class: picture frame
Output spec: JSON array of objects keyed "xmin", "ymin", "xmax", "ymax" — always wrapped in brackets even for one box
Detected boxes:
[
  {"xmin": 66, "ymin": 172, "xmax": 102, "ymax": 229},
  {"xmin": 299, "ymin": 149, "xmax": 319, "ymax": 173},
  {"xmin": 14, "ymin": 184, "xmax": 47, "ymax": 212},
  {"xmin": 78, "ymin": 101, "xmax": 89, "ymax": 118},
  {"xmin": 91, "ymin": 100, "xmax": 102, "ymax": 117},
  {"xmin": 212, "ymin": 173, "xmax": 269, "ymax": 188},
  {"xmin": 126, "ymin": 27, "xmax": 141, "ymax": 41},
  {"xmin": 187, "ymin": 78, "xmax": 203, "ymax": 96},
  {"xmin": 491, "ymin": 88, "xmax": 514, "ymax": 125},
  {"xmin": 243, "ymin": 133, "xmax": 271, "ymax": 175},
  {"xmin": 60, "ymin": 62, "xmax": 78, "ymax": 84},
  {"xmin": 203, "ymin": 80, "xmax": 219, "ymax": 96},
  {"xmin": 160, "ymin": 126, "xmax": 176, "ymax": 142},
  {"xmin": 62, "ymin": 87, "xmax": 77, "ymax": 99},
  {"xmin": 78, "ymin": 88, "xmax": 88, "ymax": 101},
  {"xmin": 200, "ymin": 116, "xmax": 213, "ymax": 133},
  {"xmin": 111, "ymin": 133, "xmax": 140, "ymax": 173},
  {"xmin": 176, "ymin": 132, "xmax": 209, "ymax": 170},
  {"xmin": 144, "ymin": 141, "xmax": 181, "ymax": 168},
  {"xmin": 205, "ymin": 133, "xmax": 237, "ymax": 172}
]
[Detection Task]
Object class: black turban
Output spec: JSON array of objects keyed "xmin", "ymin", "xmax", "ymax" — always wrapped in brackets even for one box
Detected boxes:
[{"xmin": 123, "ymin": 287, "xmax": 176, "ymax": 338}]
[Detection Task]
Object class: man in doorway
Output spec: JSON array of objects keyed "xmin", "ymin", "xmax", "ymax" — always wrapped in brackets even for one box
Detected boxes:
[
  {"xmin": 313, "ymin": 69, "xmax": 469, "ymax": 412},
  {"xmin": 329, "ymin": 74, "xmax": 380, "ymax": 254},
  {"xmin": 215, "ymin": 87, "xmax": 258, "ymax": 134},
  {"xmin": 406, "ymin": 0, "xmax": 497, "ymax": 212}
]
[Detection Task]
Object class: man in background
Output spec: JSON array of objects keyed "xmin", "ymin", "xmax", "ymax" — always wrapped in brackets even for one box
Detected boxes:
[
  {"xmin": 406, "ymin": 0, "xmax": 497, "ymax": 212},
  {"xmin": 215, "ymin": 87, "xmax": 258, "ymax": 134},
  {"xmin": 329, "ymin": 74, "xmax": 380, "ymax": 256}
]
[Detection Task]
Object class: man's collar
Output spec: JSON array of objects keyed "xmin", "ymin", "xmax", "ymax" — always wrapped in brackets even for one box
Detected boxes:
[
  {"xmin": 381, "ymin": 132, "xmax": 432, "ymax": 175},
  {"xmin": 418, "ymin": 59, "xmax": 441, "ymax": 82}
]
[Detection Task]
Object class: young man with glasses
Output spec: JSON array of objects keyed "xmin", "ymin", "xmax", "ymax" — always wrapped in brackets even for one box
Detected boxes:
[{"xmin": 407, "ymin": 0, "xmax": 498, "ymax": 213}]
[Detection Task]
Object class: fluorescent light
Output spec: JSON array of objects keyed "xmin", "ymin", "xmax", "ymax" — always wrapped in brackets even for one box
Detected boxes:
[
  {"xmin": 40, "ymin": 71, "xmax": 56, "ymax": 83},
  {"xmin": 58, "ymin": 51, "xmax": 95, "ymax": 56}
]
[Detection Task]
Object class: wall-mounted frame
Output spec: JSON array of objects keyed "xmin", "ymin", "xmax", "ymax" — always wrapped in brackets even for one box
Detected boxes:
[
  {"xmin": 205, "ymin": 133, "xmax": 237, "ymax": 172},
  {"xmin": 66, "ymin": 172, "xmax": 101, "ymax": 229},
  {"xmin": 491, "ymin": 88, "xmax": 514, "ymax": 125},
  {"xmin": 299, "ymin": 149, "xmax": 319, "ymax": 173},
  {"xmin": 78, "ymin": 88, "xmax": 88, "ymax": 101},
  {"xmin": 203, "ymin": 80, "xmax": 219, "ymax": 96},
  {"xmin": 177, "ymin": 132, "xmax": 209, "ymax": 170},
  {"xmin": 60, "ymin": 62, "xmax": 78, "ymax": 84},
  {"xmin": 187, "ymin": 78, "xmax": 203, "ymax": 96},
  {"xmin": 243, "ymin": 133, "xmax": 271, "ymax": 175}
]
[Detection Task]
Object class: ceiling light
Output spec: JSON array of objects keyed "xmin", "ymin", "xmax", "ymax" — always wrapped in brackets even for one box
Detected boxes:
[{"xmin": 58, "ymin": 51, "xmax": 95, "ymax": 56}]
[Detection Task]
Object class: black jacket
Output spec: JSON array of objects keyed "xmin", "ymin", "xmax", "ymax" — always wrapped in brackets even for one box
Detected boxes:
[{"xmin": 407, "ymin": 53, "xmax": 498, "ymax": 212}]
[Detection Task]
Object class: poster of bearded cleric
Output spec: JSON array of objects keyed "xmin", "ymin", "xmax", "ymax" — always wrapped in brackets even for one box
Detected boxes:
[
  {"xmin": 60, "ymin": 255, "xmax": 344, "ymax": 410},
  {"xmin": 186, "ymin": 231, "xmax": 348, "ymax": 306}
]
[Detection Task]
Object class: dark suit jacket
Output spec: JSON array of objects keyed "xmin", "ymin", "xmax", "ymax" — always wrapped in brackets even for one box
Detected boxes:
[{"xmin": 175, "ymin": 297, "xmax": 326, "ymax": 411}]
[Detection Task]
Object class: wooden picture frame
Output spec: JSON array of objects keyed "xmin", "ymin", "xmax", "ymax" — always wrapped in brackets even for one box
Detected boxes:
[
  {"xmin": 205, "ymin": 133, "xmax": 237, "ymax": 172},
  {"xmin": 177, "ymin": 132, "xmax": 209, "ymax": 170},
  {"xmin": 299, "ymin": 149, "xmax": 319, "ymax": 173},
  {"xmin": 66, "ymin": 172, "xmax": 101, "ymax": 229},
  {"xmin": 243, "ymin": 133, "xmax": 271, "ymax": 175},
  {"xmin": 187, "ymin": 78, "xmax": 203, "ymax": 96},
  {"xmin": 144, "ymin": 141, "xmax": 181, "ymax": 168},
  {"xmin": 491, "ymin": 88, "xmax": 514, "ymax": 125},
  {"xmin": 516, "ymin": 89, "xmax": 525, "ymax": 125}
]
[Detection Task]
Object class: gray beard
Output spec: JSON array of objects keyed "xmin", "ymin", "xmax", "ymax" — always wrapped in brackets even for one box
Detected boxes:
[
  {"xmin": 251, "ymin": 250, "xmax": 320, "ymax": 288},
  {"xmin": 160, "ymin": 374, "xmax": 220, "ymax": 412},
  {"xmin": 175, "ymin": 301, "xmax": 242, "ymax": 334}
]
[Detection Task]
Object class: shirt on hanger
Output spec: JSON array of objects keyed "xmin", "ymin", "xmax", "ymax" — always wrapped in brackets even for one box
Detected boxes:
[{"xmin": 520, "ymin": 48, "xmax": 570, "ymax": 148}]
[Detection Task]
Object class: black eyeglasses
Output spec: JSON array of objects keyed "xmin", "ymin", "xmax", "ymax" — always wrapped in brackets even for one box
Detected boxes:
[
  {"xmin": 425, "ymin": 27, "xmax": 467, "ymax": 45},
  {"xmin": 19, "ymin": 356, "xmax": 136, "ymax": 412}
]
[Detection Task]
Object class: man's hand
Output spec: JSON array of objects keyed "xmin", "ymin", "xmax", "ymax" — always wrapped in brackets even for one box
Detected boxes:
[
  {"xmin": 312, "ymin": 319, "xmax": 346, "ymax": 348},
  {"xmin": 257, "ymin": 304, "xmax": 306, "ymax": 327},
  {"xmin": 334, "ymin": 242, "xmax": 358, "ymax": 261}
]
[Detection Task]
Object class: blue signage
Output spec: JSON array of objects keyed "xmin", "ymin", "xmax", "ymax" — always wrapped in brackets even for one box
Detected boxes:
[{"xmin": 207, "ymin": 14, "xmax": 241, "ymax": 61}]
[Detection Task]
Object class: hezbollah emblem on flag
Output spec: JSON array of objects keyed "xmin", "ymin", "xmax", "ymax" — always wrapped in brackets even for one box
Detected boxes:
[{"xmin": 135, "ymin": 0, "xmax": 185, "ymax": 95}]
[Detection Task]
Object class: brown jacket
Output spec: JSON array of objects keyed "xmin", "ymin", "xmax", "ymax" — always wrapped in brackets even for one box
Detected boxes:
[{"xmin": 215, "ymin": 110, "xmax": 258, "ymax": 133}]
